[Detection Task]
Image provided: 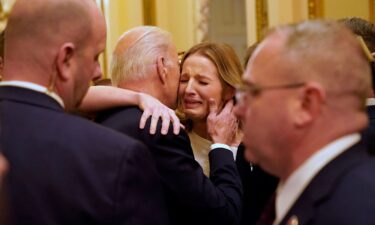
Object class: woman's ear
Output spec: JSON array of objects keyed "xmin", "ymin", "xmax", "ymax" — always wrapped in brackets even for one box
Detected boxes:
[
  {"xmin": 56, "ymin": 42, "xmax": 75, "ymax": 81},
  {"xmin": 224, "ymin": 87, "xmax": 236, "ymax": 101},
  {"xmin": 156, "ymin": 56, "xmax": 167, "ymax": 85}
]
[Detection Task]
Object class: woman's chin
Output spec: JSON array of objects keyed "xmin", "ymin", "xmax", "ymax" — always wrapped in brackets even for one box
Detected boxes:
[{"xmin": 184, "ymin": 110, "xmax": 208, "ymax": 121}]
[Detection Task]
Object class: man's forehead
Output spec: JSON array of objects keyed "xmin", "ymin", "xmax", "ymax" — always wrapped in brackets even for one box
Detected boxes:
[{"xmin": 242, "ymin": 36, "xmax": 286, "ymax": 84}]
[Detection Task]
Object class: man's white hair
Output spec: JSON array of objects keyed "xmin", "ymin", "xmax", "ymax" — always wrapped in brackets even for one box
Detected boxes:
[{"xmin": 111, "ymin": 26, "xmax": 173, "ymax": 86}]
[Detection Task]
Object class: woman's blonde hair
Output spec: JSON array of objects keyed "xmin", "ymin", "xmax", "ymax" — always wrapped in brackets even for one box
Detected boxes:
[{"xmin": 177, "ymin": 42, "xmax": 243, "ymax": 128}]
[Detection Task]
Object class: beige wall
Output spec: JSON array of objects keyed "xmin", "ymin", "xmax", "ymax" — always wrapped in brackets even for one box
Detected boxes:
[
  {"xmin": 98, "ymin": 0, "xmax": 197, "ymax": 77},
  {"xmin": 156, "ymin": 0, "xmax": 197, "ymax": 53},
  {"xmin": 266, "ymin": 0, "xmax": 369, "ymax": 27},
  {"xmin": 267, "ymin": 0, "xmax": 308, "ymax": 27},
  {"xmin": 101, "ymin": 0, "xmax": 143, "ymax": 77},
  {"xmin": 98, "ymin": 0, "xmax": 371, "ymax": 77},
  {"xmin": 324, "ymin": 0, "xmax": 369, "ymax": 20},
  {"xmin": 245, "ymin": 0, "xmax": 257, "ymax": 46}
]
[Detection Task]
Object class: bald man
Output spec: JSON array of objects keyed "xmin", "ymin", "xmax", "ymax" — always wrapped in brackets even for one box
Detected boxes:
[
  {"xmin": 0, "ymin": 0, "xmax": 168, "ymax": 225},
  {"xmin": 235, "ymin": 20, "xmax": 375, "ymax": 225}
]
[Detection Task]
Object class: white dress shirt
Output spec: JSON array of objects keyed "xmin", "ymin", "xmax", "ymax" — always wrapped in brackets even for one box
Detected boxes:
[
  {"xmin": 273, "ymin": 133, "xmax": 360, "ymax": 225},
  {"xmin": 188, "ymin": 131, "xmax": 238, "ymax": 177},
  {"xmin": 0, "ymin": 80, "xmax": 65, "ymax": 108},
  {"xmin": 367, "ymin": 98, "xmax": 375, "ymax": 106}
]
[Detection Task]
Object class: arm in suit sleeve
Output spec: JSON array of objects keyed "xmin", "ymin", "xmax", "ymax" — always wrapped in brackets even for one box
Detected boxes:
[
  {"xmin": 97, "ymin": 107, "xmax": 243, "ymax": 225},
  {"xmin": 141, "ymin": 118, "xmax": 243, "ymax": 225},
  {"xmin": 114, "ymin": 140, "xmax": 169, "ymax": 225}
]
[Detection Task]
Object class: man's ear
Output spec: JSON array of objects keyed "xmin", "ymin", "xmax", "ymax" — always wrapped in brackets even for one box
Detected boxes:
[
  {"xmin": 294, "ymin": 82, "xmax": 326, "ymax": 127},
  {"xmin": 156, "ymin": 56, "xmax": 168, "ymax": 85},
  {"xmin": 56, "ymin": 42, "xmax": 76, "ymax": 81}
]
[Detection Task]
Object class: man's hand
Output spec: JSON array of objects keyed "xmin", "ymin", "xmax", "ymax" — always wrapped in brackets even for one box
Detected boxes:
[
  {"xmin": 138, "ymin": 93, "xmax": 181, "ymax": 135},
  {"xmin": 207, "ymin": 99, "xmax": 239, "ymax": 145}
]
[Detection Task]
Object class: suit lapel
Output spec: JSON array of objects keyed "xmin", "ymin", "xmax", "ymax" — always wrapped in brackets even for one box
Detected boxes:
[{"xmin": 280, "ymin": 142, "xmax": 368, "ymax": 225}]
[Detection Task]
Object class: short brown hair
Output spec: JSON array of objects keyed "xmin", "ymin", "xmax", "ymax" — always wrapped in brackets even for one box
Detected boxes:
[{"xmin": 340, "ymin": 17, "xmax": 375, "ymax": 91}]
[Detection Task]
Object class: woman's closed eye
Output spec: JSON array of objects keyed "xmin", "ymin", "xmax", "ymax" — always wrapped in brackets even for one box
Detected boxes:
[
  {"xmin": 180, "ymin": 79, "xmax": 189, "ymax": 83},
  {"xmin": 198, "ymin": 81, "xmax": 208, "ymax": 85}
]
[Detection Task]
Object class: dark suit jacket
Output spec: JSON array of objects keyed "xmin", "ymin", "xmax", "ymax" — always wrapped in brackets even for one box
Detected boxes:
[
  {"xmin": 96, "ymin": 106, "xmax": 243, "ymax": 225},
  {"xmin": 279, "ymin": 141, "xmax": 375, "ymax": 225},
  {"xmin": 364, "ymin": 105, "xmax": 375, "ymax": 154},
  {"xmin": 236, "ymin": 146, "xmax": 278, "ymax": 225},
  {"xmin": 0, "ymin": 86, "xmax": 168, "ymax": 225}
]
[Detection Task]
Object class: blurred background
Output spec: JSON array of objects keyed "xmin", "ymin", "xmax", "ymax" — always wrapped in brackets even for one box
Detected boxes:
[{"xmin": 92, "ymin": 0, "xmax": 374, "ymax": 77}]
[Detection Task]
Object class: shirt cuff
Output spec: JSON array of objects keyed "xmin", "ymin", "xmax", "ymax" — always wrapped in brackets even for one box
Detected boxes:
[
  {"xmin": 210, "ymin": 143, "xmax": 238, "ymax": 160},
  {"xmin": 210, "ymin": 143, "xmax": 231, "ymax": 151}
]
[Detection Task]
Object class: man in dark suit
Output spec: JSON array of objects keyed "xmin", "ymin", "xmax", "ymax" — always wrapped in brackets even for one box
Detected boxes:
[
  {"xmin": 340, "ymin": 17, "xmax": 375, "ymax": 154},
  {"xmin": 0, "ymin": 0, "xmax": 168, "ymax": 224},
  {"xmin": 96, "ymin": 26, "xmax": 242, "ymax": 225},
  {"xmin": 234, "ymin": 20, "xmax": 375, "ymax": 225}
]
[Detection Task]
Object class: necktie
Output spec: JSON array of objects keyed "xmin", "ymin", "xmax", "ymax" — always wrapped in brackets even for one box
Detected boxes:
[{"xmin": 256, "ymin": 193, "xmax": 276, "ymax": 225}]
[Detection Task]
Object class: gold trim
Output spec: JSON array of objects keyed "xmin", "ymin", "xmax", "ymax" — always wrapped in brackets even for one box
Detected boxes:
[
  {"xmin": 255, "ymin": 0, "xmax": 268, "ymax": 41},
  {"xmin": 370, "ymin": 0, "xmax": 375, "ymax": 24},
  {"xmin": 143, "ymin": 0, "xmax": 157, "ymax": 25},
  {"xmin": 99, "ymin": 0, "xmax": 108, "ymax": 78},
  {"xmin": 308, "ymin": 0, "xmax": 324, "ymax": 20},
  {"xmin": 197, "ymin": 0, "xmax": 211, "ymax": 42}
]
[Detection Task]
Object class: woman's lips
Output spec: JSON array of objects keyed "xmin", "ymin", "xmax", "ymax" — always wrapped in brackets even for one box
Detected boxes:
[{"xmin": 183, "ymin": 99, "xmax": 202, "ymax": 109}]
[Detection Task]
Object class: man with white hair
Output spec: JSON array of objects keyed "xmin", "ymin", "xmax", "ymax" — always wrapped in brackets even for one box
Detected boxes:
[
  {"xmin": 0, "ymin": 1, "xmax": 168, "ymax": 224},
  {"xmin": 96, "ymin": 26, "xmax": 242, "ymax": 225},
  {"xmin": 235, "ymin": 20, "xmax": 375, "ymax": 225}
]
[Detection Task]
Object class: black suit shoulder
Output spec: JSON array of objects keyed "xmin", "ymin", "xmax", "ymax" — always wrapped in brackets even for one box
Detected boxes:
[
  {"xmin": 280, "ymin": 142, "xmax": 375, "ymax": 225},
  {"xmin": 236, "ymin": 146, "xmax": 278, "ymax": 225},
  {"xmin": 97, "ymin": 106, "xmax": 243, "ymax": 225},
  {"xmin": 1, "ymin": 88, "xmax": 168, "ymax": 225}
]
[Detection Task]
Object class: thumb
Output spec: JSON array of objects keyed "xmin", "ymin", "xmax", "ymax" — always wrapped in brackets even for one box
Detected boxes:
[{"xmin": 208, "ymin": 98, "xmax": 218, "ymax": 116}]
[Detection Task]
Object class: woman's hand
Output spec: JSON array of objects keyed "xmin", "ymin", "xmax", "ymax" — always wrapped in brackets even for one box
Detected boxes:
[{"xmin": 138, "ymin": 93, "xmax": 181, "ymax": 135}]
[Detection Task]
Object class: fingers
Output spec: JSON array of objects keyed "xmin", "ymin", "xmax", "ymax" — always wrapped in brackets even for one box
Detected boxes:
[
  {"xmin": 161, "ymin": 113, "xmax": 170, "ymax": 135},
  {"xmin": 149, "ymin": 110, "xmax": 161, "ymax": 135},
  {"xmin": 208, "ymin": 98, "xmax": 218, "ymax": 114},
  {"xmin": 207, "ymin": 99, "xmax": 239, "ymax": 145},
  {"xmin": 221, "ymin": 99, "xmax": 234, "ymax": 114},
  {"xmin": 169, "ymin": 110, "xmax": 181, "ymax": 135},
  {"xmin": 139, "ymin": 101, "xmax": 181, "ymax": 135},
  {"xmin": 139, "ymin": 109, "xmax": 151, "ymax": 129}
]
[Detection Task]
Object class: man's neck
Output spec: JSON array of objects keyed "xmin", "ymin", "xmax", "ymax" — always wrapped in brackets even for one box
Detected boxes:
[{"xmin": 118, "ymin": 79, "xmax": 169, "ymax": 107}]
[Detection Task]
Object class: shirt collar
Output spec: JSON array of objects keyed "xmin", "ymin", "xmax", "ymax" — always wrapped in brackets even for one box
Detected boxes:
[
  {"xmin": 0, "ymin": 81, "xmax": 65, "ymax": 108},
  {"xmin": 367, "ymin": 98, "xmax": 375, "ymax": 106},
  {"xmin": 274, "ymin": 133, "xmax": 360, "ymax": 225}
]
